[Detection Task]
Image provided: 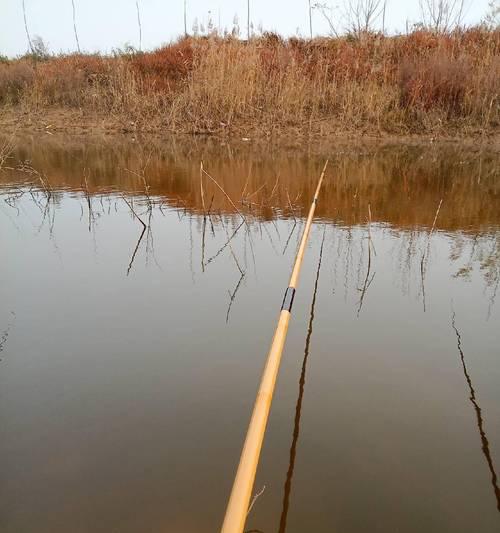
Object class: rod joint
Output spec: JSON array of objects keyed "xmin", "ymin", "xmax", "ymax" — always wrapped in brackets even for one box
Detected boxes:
[{"xmin": 281, "ymin": 287, "xmax": 296, "ymax": 312}]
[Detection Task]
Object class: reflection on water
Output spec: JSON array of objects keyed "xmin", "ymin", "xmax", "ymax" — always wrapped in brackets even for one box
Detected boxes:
[
  {"xmin": 451, "ymin": 311, "xmax": 500, "ymax": 512},
  {"xmin": 0, "ymin": 134, "xmax": 499, "ymax": 533},
  {"xmin": 278, "ymin": 230, "xmax": 325, "ymax": 533},
  {"xmin": 2, "ymin": 134, "xmax": 500, "ymax": 228}
]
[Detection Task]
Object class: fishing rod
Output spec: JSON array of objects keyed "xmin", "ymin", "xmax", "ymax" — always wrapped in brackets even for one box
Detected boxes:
[{"xmin": 221, "ymin": 160, "xmax": 329, "ymax": 533}]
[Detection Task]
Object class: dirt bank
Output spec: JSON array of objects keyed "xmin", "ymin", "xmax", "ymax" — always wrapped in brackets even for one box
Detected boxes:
[{"xmin": 1, "ymin": 108, "xmax": 499, "ymax": 151}]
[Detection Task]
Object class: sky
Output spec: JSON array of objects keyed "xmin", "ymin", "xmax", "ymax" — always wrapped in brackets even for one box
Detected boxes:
[{"xmin": 0, "ymin": 0, "xmax": 493, "ymax": 57}]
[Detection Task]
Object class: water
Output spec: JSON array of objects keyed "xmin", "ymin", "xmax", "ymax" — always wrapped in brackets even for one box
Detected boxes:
[{"xmin": 1, "ymin": 134, "xmax": 499, "ymax": 533}]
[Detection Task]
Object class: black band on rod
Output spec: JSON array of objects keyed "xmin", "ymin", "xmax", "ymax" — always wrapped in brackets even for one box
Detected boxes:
[{"xmin": 281, "ymin": 287, "xmax": 296, "ymax": 312}]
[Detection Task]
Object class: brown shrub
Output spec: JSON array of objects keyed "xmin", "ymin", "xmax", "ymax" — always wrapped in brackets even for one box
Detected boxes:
[
  {"xmin": 399, "ymin": 53, "xmax": 471, "ymax": 115},
  {"xmin": 0, "ymin": 62, "xmax": 35, "ymax": 104},
  {"xmin": 130, "ymin": 38, "xmax": 194, "ymax": 93}
]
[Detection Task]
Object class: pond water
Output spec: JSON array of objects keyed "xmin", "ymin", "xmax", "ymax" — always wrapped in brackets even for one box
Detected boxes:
[{"xmin": 1, "ymin": 135, "xmax": 499, "ymax": 533}]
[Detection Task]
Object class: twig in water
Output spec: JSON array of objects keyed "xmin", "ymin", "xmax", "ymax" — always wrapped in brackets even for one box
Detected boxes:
[
  {"xmin": 244, "ymin": 182, "xmax": 266, "ymax": 204},
  {"xmin": 247, "ymin": 485, "xmax": 266, "ymax": 517},
  {"xmin": 269, "ymin": 174, "xmax": 280, "ymax": 201},
  {"xmin": 200, "ymin": 162, "xmax": 246, "ymax": 223},
  {"xmin": 286, "ymin": 189, "xmax": 297, "ymax": 222},
  {"xmin": 200, "ymin": 161, "xmax": 207, "ymax": 214}
]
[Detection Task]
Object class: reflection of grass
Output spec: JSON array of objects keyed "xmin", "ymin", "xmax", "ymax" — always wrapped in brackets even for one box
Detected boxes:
[
  {"xmin": 451, "ymin": 234, "xmax": 500, "ymax": 292},
  {"xmin": 0, "ymin": 29, "xmax": 498, "ymax": 136},
  {"xmin": 0, "ymin": 312, "xmax": 16, "ymax": 359},
  {"xmin": 0, "ymin": 133, "xmax": 15, "ymax": 170},
  {"xmin": 2, "ymin": 134, "xmax": 499, "ymax": 314},
  {"xmin": 2, "ymin": 136, "xmax": 499, "ymax": 232}
]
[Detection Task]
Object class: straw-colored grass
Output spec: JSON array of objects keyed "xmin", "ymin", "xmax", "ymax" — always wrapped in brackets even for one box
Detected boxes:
[{"xmin": 0, "ymin": 29, "xmax": 499, "ymax": 136}]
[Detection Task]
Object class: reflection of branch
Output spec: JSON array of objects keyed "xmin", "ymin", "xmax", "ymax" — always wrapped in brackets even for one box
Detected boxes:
[
  {"xmin": 145, "ymin": 208, "xmax": 161, "ymax": 271},
  {"xmin": 127, "ymin": 225, "xmax": 146, "ymax": 276},
  {"xmin": 122, "ymin": 196, "xmax": 147, "ymax": 229},
  {"xmin": 123, "ymin": 197, "xmax": 147, "ymax": 276},
  {"xmin": 0, "ymin": 132, "xmax": 16, "ymax": 170},
  {"xmin": 201, "ymin": 215, "xmax": 207, "ymax": 273},
  {"xmin": 420, "ymin": 198, "xmax": 443, "ymax": 312},
  {"xmin": 205, "ymin": 219, "xmax": 245, "ymax": 267},
  {"xmin": 221, "ymin": 217, "xmax": 245, "ymax": 275},
  {"xmin": 226, "ymin": 272, "xmax": 246, "ymax": 323},
  {"xmin": 357, "ymin": 204, "xmax": 376, "ymax": 316},
  {"xmin": 451, "ymin": 310, "xmax": 500, "ymax": 512},
  {"xmin": 261, "ymin": 221, "xmax": 280, "ymax": 256},
  {"xmin": 278, "ymin": 229, "xmax": 325, "ymax": 533},
  {"xmin": 83, "ymin": 174, "xmax": 93, "ymax": 232},
  {"xmin": 488, "ymin": 272, "xmax": 499, "ymax": 321},
  {"xmin": 282, "ymin": 220, "xmax": 298, "ymax": 255}
]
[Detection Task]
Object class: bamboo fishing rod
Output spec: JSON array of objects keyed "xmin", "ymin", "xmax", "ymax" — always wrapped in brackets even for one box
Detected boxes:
[{"xmin": 221, "ymin": 160, "xmax": 329, "ymax": 533}]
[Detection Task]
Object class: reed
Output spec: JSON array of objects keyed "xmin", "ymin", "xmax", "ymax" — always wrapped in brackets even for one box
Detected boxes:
[{"xmin": 0, "ymin": 28, "xmax": 498, "ymax": 137}]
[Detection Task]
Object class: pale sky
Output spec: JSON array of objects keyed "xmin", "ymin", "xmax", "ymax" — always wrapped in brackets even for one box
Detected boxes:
[{"xmin": 0, "ymin": 0, "xmax": 492, "ymax": 57}]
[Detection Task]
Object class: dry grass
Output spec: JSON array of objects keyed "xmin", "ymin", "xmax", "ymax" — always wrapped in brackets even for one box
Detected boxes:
[{"xmin": 0, "ymin": 29, "xmax": 499, "ymax": 136}]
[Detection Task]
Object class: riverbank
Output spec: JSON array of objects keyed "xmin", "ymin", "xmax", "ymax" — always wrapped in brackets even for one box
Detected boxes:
[
  {"xmin": 1, "ymin": 31, "xmax": 499, "ymax": 139},
  {"xmin": 1, "ymin": 108, "xmax": 499, "ymax": 151}
]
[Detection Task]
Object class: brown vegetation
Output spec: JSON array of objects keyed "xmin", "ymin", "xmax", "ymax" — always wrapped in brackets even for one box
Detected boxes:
[{"xmin": 0, "ymin": 29, "xmax": 499, "ymax": 136}]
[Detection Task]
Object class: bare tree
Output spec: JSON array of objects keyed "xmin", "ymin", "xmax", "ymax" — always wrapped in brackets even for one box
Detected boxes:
[
  {"xmin": 344, "ymin": 0, "xmax": 386, "ymax": 36},
  {"xmin": 136, "ymin": 0, "xmax": 142, "ymax": 51},
  {"xmin": 419, "ymin": 0, "xmax": 467, "ymax": 32},
  {"xmin": 313, "ymin": 3, "xmax": 339, "ymax": 37},
  {"xmin": 22, "ymin": 0, "xmax": 33, "ymax": 53},
  {"xmin": 192, "ymin": 17, "xmax": 199, "ymax": 36},
  {"xmin": 247, "ymin": 0, "xmax": 250, "ymax": 40},
  {"xmin": 483, "ymin": 0, "xmax": 500, "ymax": 28},
  {"xmin": 232, "ymin": 14, "xmax": 240, "ymax": 37},
  {"xmin": 31, "ymin": 35, "xmax": 50, "ymax": 59},
  {"xmin": 71, "ymin": 0, "xmax": 81, "ymax": 53}
]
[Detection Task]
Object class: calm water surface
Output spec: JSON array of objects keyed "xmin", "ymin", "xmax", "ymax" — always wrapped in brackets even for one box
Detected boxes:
[{"xmin": 1, "ymin": 135, "xmax": 499, "ymax": 533}]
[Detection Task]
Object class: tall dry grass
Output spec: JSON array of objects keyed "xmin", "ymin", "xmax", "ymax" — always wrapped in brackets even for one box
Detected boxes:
[{"xmin": 0, "ymin": 29, "xmax": 499, "ymax": 136}]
